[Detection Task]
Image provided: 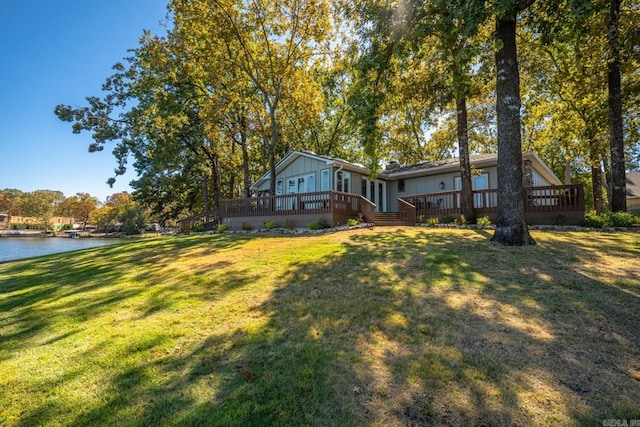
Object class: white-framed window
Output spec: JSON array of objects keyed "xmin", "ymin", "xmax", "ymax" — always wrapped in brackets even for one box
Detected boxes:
[
  {"xmin": 287, "ymin": 174, "xmax": 316, "ymax": 194},
  {"xmin": 336, "ymin": 170, "xmax": 351, "ymax": 193},
  {"xmin": 321, "ymin": 169, "xmax": 330, "ymax": 191},
  {"xmin": 455, "ymin": 173, "xmax": 489, "ymax": 207},
  {"xmin": 276, "ymin": 179, "xmax": 283, "ymax": 195}
]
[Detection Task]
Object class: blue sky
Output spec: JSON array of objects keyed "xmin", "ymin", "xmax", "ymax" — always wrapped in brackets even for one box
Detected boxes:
[{"xmin": 0, "ymin": 1, "xmax": 170, "ymax": 202}]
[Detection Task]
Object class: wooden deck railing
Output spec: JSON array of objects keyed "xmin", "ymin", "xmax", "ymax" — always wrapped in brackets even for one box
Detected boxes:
[
  {"xmin": 400, "ymin": 184, "xmax": 585, "ymax": 219},
  {"xmin": 398, "ymin": 197, "xmax": 417, "ymax": 224},
  {"xmin": 218, "ymin": 191, "xmax": 375, "ymax": 219}
]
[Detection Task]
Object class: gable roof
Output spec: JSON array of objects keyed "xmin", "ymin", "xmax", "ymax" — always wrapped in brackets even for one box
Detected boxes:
[
  {"xmin": 249, "ymin": 150, "xmax": 368, "ymax": 191},
  {"xmin": 378, "ymin": 152, "xmax": 561, "ymax": 185},
  {"xmin": 626, "ymin": 171, "xmax": 640, "ymax": 197}
]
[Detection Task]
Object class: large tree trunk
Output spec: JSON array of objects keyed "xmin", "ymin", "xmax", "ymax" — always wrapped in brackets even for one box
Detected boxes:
[
  {"xmin": 592, "ymin": 158, "xmax": 606, "ymax": 214},
  {"xmin": 491, "ymin": 16, "xmax": 535, "ymax": 246},
  {"xmin": 607, "ymin": 0, "xmax": 627, "ymax": 212},
  {"xmin": 456, "ymin": 96, "xmax": 475, "ymax": 223}
]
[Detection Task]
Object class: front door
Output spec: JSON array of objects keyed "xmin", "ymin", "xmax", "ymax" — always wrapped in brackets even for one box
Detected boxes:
[{"xmin": 362, "ymin": 178, "xmax": 387, "ymax": 212}]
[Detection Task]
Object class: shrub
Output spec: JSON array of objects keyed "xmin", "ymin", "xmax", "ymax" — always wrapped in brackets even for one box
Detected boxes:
[
  {"xmin": 427, "ymin": 217, "xmax": 439, "ymax": 225},
  {"xmin": 193, "ymin": 225, "xmax": 205, "ymax": 232},
  {"xmin": 309, "ymin": 217, "xmax": 331, "ymax": 230},
  {"xmin": 264, "ymin": 220, "xmax": 277, "ymax": 230},
  {"xmin": 317, "ymin": 217, "xmax": 331, "ymax": 229},
  {"xmin": 583, "ymin": 211, "xmax": 606, "ymax": 228},
  {"xmin": 346, "ymin": 218, "xmax": 359, "ymax": 226},
  {"xmin": 455, "ymin": 215, "xmax": 471, "ymax": 225},
  {"xmin": 283, "ymin": 218, "xmax": 295, "ymax": 230},
  {"xmin": 241, "ymin": 223, "xmax": 254, "ymax": 231},
  {"xmin": 607, "ymin": 211, "xmax": 638, "ymax": 227},
  {"xmin": 217, "ymin": 223, "xmax": 230, "ymax": 232},
  {"xmin": 440, "ymin": 215, "xmax": 454, "ymax": 224},
  {"xmin": 477, "ymin": 216, "xmax": 491, "ymax": 227}
]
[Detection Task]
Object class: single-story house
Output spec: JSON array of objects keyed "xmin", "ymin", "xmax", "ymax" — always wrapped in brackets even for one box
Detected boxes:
[
  {"xmin": 183, "ymin": 150, "xmax": 585, "ymax": 231},
  {"xmin": 626, "ymin": 171, "xmax": 640, "ymax": 215}
]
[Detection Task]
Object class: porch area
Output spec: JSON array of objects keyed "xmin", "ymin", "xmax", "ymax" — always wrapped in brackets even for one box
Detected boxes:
[
  {"xmin": 178, "ymin": 184, "xmax": 585, "ymax": 232},
  {"xmin": 179, "ymin": 191, "xmax": 376, "ymax": 231},
  {"xmin": 398, "ymin": 184, "xmax": 585, "ymax": 225}
]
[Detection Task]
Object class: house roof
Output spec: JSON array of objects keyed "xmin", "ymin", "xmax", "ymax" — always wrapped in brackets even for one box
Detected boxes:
[
  {"xmin": 249, "ymin": 150, "xmax": 369, "ymax": 190},
  {"xmin": 378, "ymin": 152, "xmax": 561, "ymax": 185},
  {"xmin": 626, "ymin": 171, "xmax": 640, "ymax": 197}
]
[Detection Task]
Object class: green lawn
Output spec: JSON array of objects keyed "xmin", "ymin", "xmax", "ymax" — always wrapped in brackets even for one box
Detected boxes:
[{"xmin": 1, "ymin": 228, "xmax": 639, "ymax": 426}]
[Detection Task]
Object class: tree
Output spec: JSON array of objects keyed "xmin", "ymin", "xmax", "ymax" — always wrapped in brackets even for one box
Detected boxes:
[
  {"xmin": 607, "ymin": 0, "xmax": 627, "ymax": 212},
  {"xmin": 490, "ymin": 1, "xmax": 536, "ymax": 246},
  {"xmin": 19, "ymin": 190, "xmax": 64, "ymax": 230},
  {"xmin": 56, "ymin": 193, "xmax": 99, "ymax": 230}
]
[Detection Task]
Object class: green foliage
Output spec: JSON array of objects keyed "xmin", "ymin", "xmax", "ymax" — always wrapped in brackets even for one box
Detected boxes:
[
  {"xmin": 608, "ymin": 212, "xmax": 638, "ymax": 227},
  {"xmin": 346, "ymin": 216, "xmax": 361, "ymax": 226},
  {"xmin": 263, "ymin": 220, "xmax": 277, "ymax": 230},
  {"xmin": 283, "ymin": 218, "xmax": 295, "ymax": 230},
  {"xmin": 192, "ymin": 225, "xmax": 205, "ymax": 232},
  {"xmin": 477, "ymin": 216, "xmax": 491, "ymax": 227},
  {"xmin": 455, "ymin": 215, "xmax": 472, "ymax": 225},
  {"xmin": 583, "ymin": 211, "xmax": 639, "ymax": 228},
  {"xmin": 440, "ymin": 215, "xmax": 454, "ymax": 224},
  {"xmin": 241, "ymin": 223, "xmax": 254, "ymax": 231},
  {"xmin": 217, "ymin": 223, "xmax": 230, "ymax": 232},
  {"xmin": 309, "ymin": 218, "xmax": 331, "ymax": 230}
]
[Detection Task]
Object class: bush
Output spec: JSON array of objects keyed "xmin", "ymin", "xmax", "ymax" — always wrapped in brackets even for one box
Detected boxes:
[
  {"xmin": 264, "ymin": 220, "xmax": 277, "ymax": 230},
  {"xmin": 583, "ymin": 210, "xmax": 638, "ymax": 228},
  {"xmin": 346, "ymin": 218, "xmax": 359, "ymax": 226},
  {"xmin": 455, "ymin": 215, "xmax": 472, "ymax": 225},
  {"xmin": 283, "ymin": 218, "xmax": 295, "ymax": 230},
  {"xmin": 427, "ymin": 217, "xmax": 439, "ymax": 225},
  {"xmin": 309, "ymin": 217, "xmax": 331, "ymax": 230},
  {"xmin": 477, "ymin": 216, "xmax": 491, "ymax": 227},
  {"xmin": 192, "ymin": 225, "xmax": 205, "ymax": 232},
  {"xmin": 241, "ymin": 223, "xmax": 254, "ymax": 231},
  {"xmin": 217, "ymin": 223, "xmax": 230, "ymax": 232},
  {"xmin": 440, "ymin": 215, "xmax": 454, "ymax": 224},
  {"xmin": 607, "ymin": 211, "xmax": 638, "ymax": 227}
]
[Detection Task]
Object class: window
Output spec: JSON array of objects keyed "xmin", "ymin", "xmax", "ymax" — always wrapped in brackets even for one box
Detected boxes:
[
  {"xmin": 398, "ymin": 179, "xmax": 405, "ymax": 192},
  {"xmin": 276, "ymin": 179, "xmax": 283, "ymax": 195},
  {"xmin": 455, "ymin": 174, "xmax": 489, "ymax": 207},
  {"xmin": 288, "ymin": 174, "xmax": 316, "ymax": 194},
  {"xmin": 307, "ymin": 174, "xmax": 315, "ymax": 192},
  {"xmin": 321, "ymin": 169, "xmax": 330, "ymax": 191},
  {"xmin": 336, "ymin": 170, "xmax": 351, "ymax": 193}
]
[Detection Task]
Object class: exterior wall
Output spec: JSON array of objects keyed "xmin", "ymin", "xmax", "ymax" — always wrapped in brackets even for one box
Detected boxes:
[
  {"xmin": 255, "ymin": 155, "xmax": 365, "ymax": 197},
  {"xmin": 387, "ymin": 166, "xmax": 497, "ymax": 212},
  {"xmin": 628, "ymin": 197, "xmax": 640, "ymax": 215}
]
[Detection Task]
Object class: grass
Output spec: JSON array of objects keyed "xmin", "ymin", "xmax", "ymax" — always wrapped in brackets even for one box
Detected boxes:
[{"xmin": 0, "ymin": 228, "xmax": 639, "ymax": 426}]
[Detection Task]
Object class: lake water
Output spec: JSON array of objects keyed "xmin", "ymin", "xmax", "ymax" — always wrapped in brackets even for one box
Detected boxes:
[{"xmin": 0, "ymin": 237, "xmax": 121, "ymax": 263}]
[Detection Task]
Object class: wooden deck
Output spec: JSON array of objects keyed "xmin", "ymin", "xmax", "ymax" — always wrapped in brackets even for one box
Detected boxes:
[
  {"xmin": 178, "ymin": 185, "xmax": 585, "ymax": 231},
  {"xmin": 399, "ymin": 184, "xmax": 585, "ymax": 225},
  {"xmin": 179, "ymin": 191, "xmax": 376, "ymax": 231}
]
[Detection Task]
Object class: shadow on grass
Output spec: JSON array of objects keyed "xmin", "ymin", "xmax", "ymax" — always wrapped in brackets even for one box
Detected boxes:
[{"xmin": 1, "ymin": 229, "xmax": 639, "ymax": 426}]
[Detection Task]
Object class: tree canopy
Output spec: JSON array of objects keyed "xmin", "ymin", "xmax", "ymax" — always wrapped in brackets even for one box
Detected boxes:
[{"xmin": 55, "ymin": 0, "xmax": 640, "ymax": 245}]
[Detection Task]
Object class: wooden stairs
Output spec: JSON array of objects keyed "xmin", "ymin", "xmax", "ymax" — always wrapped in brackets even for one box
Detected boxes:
[{"xmin": 372, "ymin": 212, "xmax": 413, "ymax": 227}]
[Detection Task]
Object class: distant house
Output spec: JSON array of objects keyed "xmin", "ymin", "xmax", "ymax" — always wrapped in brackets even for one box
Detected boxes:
[
  {"xmin": 0, "ymin": 213, "xmax": 9, "ymax": 229},
  {"xmin": 7, "ymin": 216, "xmax": 77, "ymax": 230},
  {"xmin": 626, "ymin": 171, "xmax": 640, "ymax": 215},
  {"xmin": 181, "ymin": 150, "xmax": 585, "ymax": 231}
]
